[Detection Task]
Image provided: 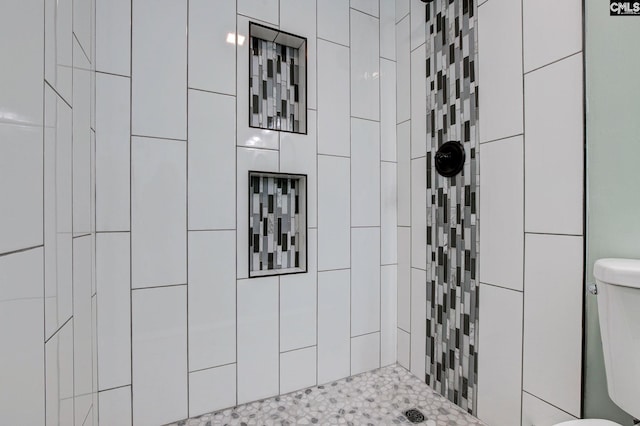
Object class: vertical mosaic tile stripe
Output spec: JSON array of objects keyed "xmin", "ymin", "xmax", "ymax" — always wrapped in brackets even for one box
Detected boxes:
[
  {"xmin": 249, "ymin": 36, "xmax": 301, "ymax": 132},
  {"xmin": 249, "ymin": 175, "xmax": 301, "ymax": 273},
  {"xmin": 424, "ymin": 0, "xmax": 479, "ymax": 415}
]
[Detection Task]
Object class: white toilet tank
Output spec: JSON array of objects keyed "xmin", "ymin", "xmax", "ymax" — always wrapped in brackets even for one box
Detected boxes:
[{"xmin": 594, "ymin": 258, "xmax": 640, "ymax": 420}]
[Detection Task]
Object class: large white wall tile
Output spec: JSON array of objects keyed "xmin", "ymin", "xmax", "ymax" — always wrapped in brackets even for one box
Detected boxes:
[
  {"xmin": 238, "ymin": 0, "xmax": 279, "ymax": 25},
  {"xmin": 318, "ymin": 155, "xmax": 351, "ymax": 271},
  {"xmin": 397, "ymin": 328, "xmax": 410, "ymax": 369},
  {"xmin": 189, "ymin": 364, "xmax": 236, "ymax": 417},
  {"xmin": 132, "ymin": 0, "xmax": 186, "ymax": 140},
  {"xmin": 318, "ymin": 269, "xmax": 351, "ymax": 384},
  {"xmin": 132, "ymin": 286, "xmax": 188, "ymax": 426},
  {"xmin": 46, "ymin": 322, "xmax": 74, "ymax": 426},
  {"xmin": 73, "ymin": 40, "xmax": 92, "ymax": 236},
  {"xmin": 280, "ymin": 110, "xmax": 318, "ymax": 228},
  {"xmin": 410, "ymin": 0, "xmax": 425, "ymax": 51},
  {"xmin": 280, "ymin": 347, "xmax": 317, "ymax": 394},
  {"xmin": 524, "ymin": 234, "xmax": 583, "ymax": 417},
  {"xmin": 477, "ymin": 283, "xmax": 523, "ymax": 426},
  {"xmin": 237, "ymin": 277, "xmax": 279, "ymax": 404},
  {"xmin": 188, "ymin": 90, "xmax": 236, "ymax": 231},
  {"xmin": 397, "ymin": 227, "xmax": 411, "ymax": 331},
  {"xmin": 236, "ymin": 147, "xmax": 279, "ymax": 279},
  {"xmin": 380, "ymin": 0, "xmax": 396, "ymax": 60},
  {"xmin": 351, "ymin": 332, "xmax": 380, "ymax": 375},
  {"xmin": 131, "ymin": 137, "xmax": 186, "ymax": 288},
  {"xmin": 395, "ymin": 16, "xmax": 410, "ymax": 123},
  {"xmin": 351, "ymin": 0, "xmax": 378, "ymax": 16},
  {"xmin": 477, "ymin": 0, "xmax": 523, "ymax": 142},
  {"xmin": 523, "ymin": 0, "xmax": 582, "ymax": 73},
  {"xmin": 351, "ymin": 228, "xmax": 381, "ymax": 336},
  {"xmin": 479, "ymin": 136, "xmax": 524, "ymax": 291},
  {"xmin": 73, "ymin": 0, "xmax": 92, "ymax": 58},
  {"xmin": 381, "ymin": 265, "xmax": 398, "ymax": 366},
  {"xmin": 280, "ymin": 0, "xmax": 317, "ymax": 109},
  {"xmin": 317, "ymin": 40, "xmax": 350, "ymax": 156},
  {"xmin": 318, "ymin": 0, "xmax": 350, "ymax": 46},
  {"xmin": 381, "ymin": 59, "xmax": 397, "ymax": 162},
  {"xmin": 397, "ymin": 121, "xmax": 411, "ymax": 226},
  {"xmin": 235, "ymin": 16, "xmax": 279, "ymax": 150},
  {"xmin": 522, "ymin": 391, "xmax": 577, "ymax": 426},
  {"xmin": 45, "ymin": 0, "xmax": 73, "ymax": 102},
  {"xmin": 189, "ymin": 0, "xmax": 236, "ymax": 94},
  {"xmin": 410, "ymin": 46, "xmax": 426, "ymax": 159},
  {"xmin": 96, "ymin": 233, "xmax": 131, "ymax": 390},
  {"xmin": 73, "ymin": 236, "xmax": 93, "ymax": 425},
  {"xmin": 351, "ymin": 10, "xmax": 380, "ymax": 121},
  {"xmin": 396, "ymin": 0, "xmax": 410, "ymax": 22},
  {"xmin": 99, "ymin": 386, "xmax": 132, "ymax": 426},
  {"xmin": 96, "ymin": 0, "xmax": 130, "ymax": 76},
  {"xmin": 351, "ymin": 118, "xmax": 381, "ymax": 227},
  {"xmin": 188, "ymin": 230, "xmax": 236, "ymax": 371},
  {"xmin": 0, "ymin": 248, "xmax": 45, "ymax": 425},
  {"xmin": 410, "ymin": 268, "xmax": 426, "ymax": 379},
  {"xmin": 96, "ymin": 73, "xmax": 130, "ymax": 232},
  {"xmin": 381, "ymin": 162, "xmax": 398, "ymax": 264},
  {"xmin": 281, "ymin": 229, "xmax": 317, "ymax": 352},
  {"xmin": 411, "ymin": 157, "xmax": 426, "ymax": 270},
  {"xmin": 524, "ymin": 54, "xmax": 583, "ymax": 235}
]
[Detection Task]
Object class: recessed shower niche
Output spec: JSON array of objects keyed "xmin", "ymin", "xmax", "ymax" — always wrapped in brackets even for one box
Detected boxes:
[
  {"xmin": 248, "ymin": 22, "xmax": 307, "ymax": 134},
  {"xmin": 248, "ymin": 171, "xmax": 307, "ymax": 278}
]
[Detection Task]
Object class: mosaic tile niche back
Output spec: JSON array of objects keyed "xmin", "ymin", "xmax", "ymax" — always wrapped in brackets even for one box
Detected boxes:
[
  {"xmin": 249, "ymin": 23, "xmax": 307, "ymax": 134},
  {"xmin": 425, "ymin": 0, "xmax": 480, "ymax": 415},
  {"xmin": 249, "ymin": 172, "xmax": 307, "ymax": 277}
]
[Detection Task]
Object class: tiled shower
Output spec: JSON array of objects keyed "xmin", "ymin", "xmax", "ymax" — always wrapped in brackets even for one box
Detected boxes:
[{"xmin": 1, "ymin": 0, "xmax": 586, "ymax": 426}]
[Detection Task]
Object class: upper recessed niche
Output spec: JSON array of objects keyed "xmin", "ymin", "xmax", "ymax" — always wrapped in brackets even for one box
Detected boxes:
[{"xmin": 248, "ymin": 22, "xmax": 307, "ymax": 134}]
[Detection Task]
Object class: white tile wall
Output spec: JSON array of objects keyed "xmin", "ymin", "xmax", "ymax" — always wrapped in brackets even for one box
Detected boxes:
[
  {"xmin": 381, "ymin": 265, "xmax": 398, "ymax": 366},
  {"xmin": 409, "ymin": 0, "xmax": 425, "ymax": 51},
  {"xmin": 280, "ymin": 347, "xmax": 317, "ymax": 394},
  {"xmin": 281, "ymin": 229, "xmax": 317, "ymax": 352},
  {"xmin": 317, "ymin": 40, "xmax": 351, "ymax": 156},
  {"xmin": 411, "ymin": 157, "xmax": 426, "ymax": 270},
  {"xmin": 73, "ymin": 0, "xmax": 92, "ymax": 58},
  {"xmin": 132, "ymin": 0, "xmax": 187, "ymax": 140},
  {"xmin": 188, "ymin": 0, "xmax": 236, "ymax": 95},
  {"xmin": 351, "ymin": 332, "xmax": 381, "ymax": 375},
  {"xmin": 522, "ymin": 392, "xmax": 577, "ymax": 426},
  {"xmin": 132, "ymin": 286, "xmax": 188, "ymax": 426},
  {"xmin": 381, "ymin": 162, "xmax": 398, "ymax": 265},
  {"xmin": 351, "ymin": 118, "xmax": 381, "ymax": 227},
  {"xmin": 188, "ymin": 90, "xmax": 236, "ymax": 231},
  {"xmin": 45, "ymin": 0, "xmax": 73, "ymax": 102},
  {"xmin": 350, "ymin": 10, "xmax": 380, "ymax": 121},
  {"xmin": 410, "ymin": 268, "xmax": 426, "ymax": 379},
  {"xmin": 318, "ymin": 269, "xmax": 351, "ymax": 384},
  {"xmin": 131, "ymin": 137, "xmax": 187, "ymax": 288},
  {"xmin": 238, "ymin": 0, "xmax": 279, "ymax": 25},
  {"xmin": 410, "ymin": 46, "xmax": 426, "ymax": 159},
  {"xmin": 46, "ymin": 322, "xmax": 74, "ymax": 426},
  {"xmin": 524, "ymin": 54, "xmax": 584, "ymax": 236},
  {"xmin": 351, "ymin": 0, "xmax": 379, "ymax": 17},
  {"xmin": 477, "ymin": 284, "xmax": 523, "ymax": 426},
  {"xmin": 96, "ymin": 0, "xmax": 130, "ymax": 76},
  {"xmin": 188, "ymin": 231, "xmax": 236, "ymax": 372},
  {"xmin": 479, "ymin": 136, "xmax": 524, "ymax": 291},
  {"xmin": 318, "ymin": 155, "xmax": 351, "ymax": 271},
  {"xmin": 189, "ymin": 365, "xmax": 237, "ymax": 417},
  {"xmin": 73, "ymin": 39, "xmax": 92, "ymax": 237},
  {"xmin": 397, "ymin": 328, "xmax": 410, "ymax": 369},
  {"xmin": 96, "ymin": 73, "xmax": 130, "ymax": 232},
  {"xmin": 395, "ymin": 15, "xmax": 411, "ymax": 123},
  {"xmin": 397, "ymin": 226, "xmax": 411, "ymax": 332},
  {"xmin": 477, "ymin": 0, "xmax": 523, "ymax": 143},
  {"xmin": 381, "ymin": 59, "xmax": 397, "ymax": 162},
  {"xmin": 96, "ymin": 233, "xmax": 131, "ymax": 391},
  {"xmin": 524, "ymin": 234, "xmax": 583, "ymax": 417},
  {"xmin": 380, "ymin": 0, "xmax": 396, "ymax": 60},
  {"xmin": 397, "ymin": 120, "xmax": 411, "ymax": 226},
  {"xmin": 318, "ymin": 0, "xmax": 350, "ymax": 46},
  {"xmin": 351, "ymin": 227, "xmax": 381, "ymax": 336},
  {"xmin": 99, "ymin": 386, "xmax": 132, "ymax": 426},
  {"xmin": 237, "ymin": 277, "xmax": 279, "ymax": 404},
  {"xmin": 396, "ymin": 0, "xmax": 410, "ymax": 22},
  {"xmin": 0, "ymin": 248, "xmax": 45, "ymax": 425}
]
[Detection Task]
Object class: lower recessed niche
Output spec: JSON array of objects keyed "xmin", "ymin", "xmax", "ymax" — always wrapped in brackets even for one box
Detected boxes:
[{"xmin": 248, "ymin": 171, "xmax": 307, "ymax": 278}]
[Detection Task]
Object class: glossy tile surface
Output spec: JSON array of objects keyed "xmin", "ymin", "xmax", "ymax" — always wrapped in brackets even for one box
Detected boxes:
[
  {"xmin": 380, "ymin": 58, "xmax": 397, "ymax": 162},
  {"xmin": 351, "ymin": 332, "xmax": 380, "ymax": 375},
  {"xmin": 238, "ymin": 0, "xmax": 279, "ymax": 25},
  {"xmin": 189, "ymin": 365, "xmax": 237, "ymax": 417},
  {"xmin": 280, "ymin": 346, "xmax": 317, "ymax": 394},
  {"xmin": 397, "ymin": 227, "xmax": 411, "ymax": 332},
  {"xmin": 318, "ymin": 156, "xmax": 350, "ymax": 271},
  {"xmin": 395, "ymin": 15, "xmax": 410, "ymax": 123},
  {"xmin": 351, "ymin": 228, "xmax": 381, "ymax": 336},
  {"xmin": 381, "ymin": 264, "xmax": 398, "ymax": 366},
  {"xmin": 46, "ymin": 322, "xmax": 74, "ymax": 426},
  {"xmin": 410, "ymin": 268, "xmax": 426, "ymax": 379},
  {"xmin": 410, "ymin": 46, "xmax": 426, "ymax": 159},
  {"xmin": 351, "ymin": 118, "xmax": 380, "ymax": 227},
  {"xmin": 410, "ymin": 157, "xmax": 426, "ymax": 270},
  {"xmin": 381, "ymin": 162, "xmax": 398, "ymax": 265},
  {"xmin": 318, "ymin": 0, "xmax": 350, "ymax": 46},
  {"xmin": 45, "ymin": 0, "xmax": 73, "ymax": 101},
  {"xmin": 99, "ymin": 386, "xmax": 133, "ymax": 426},
  {"xmin": 350, "ymin": 10, "xmax": 380, "ymax": 121},
  {"xmin": 380, "ymin": 0, "xmax": 396, "ymax": 60},
  {"xmin": 396, "ymin": 120, "xmax": 411, "ymax": 226},
  {"xmin": 96, "ymin": 0, "xmax": 130, "ymax": 76}
]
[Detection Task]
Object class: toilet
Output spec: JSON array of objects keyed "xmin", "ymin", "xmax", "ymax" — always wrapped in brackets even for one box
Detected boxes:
[{"xmin": 554, "ymin": 259, "xmax": 640, "ymax": 426}]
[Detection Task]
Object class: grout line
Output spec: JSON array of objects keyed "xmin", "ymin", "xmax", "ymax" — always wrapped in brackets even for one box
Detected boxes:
[
  {"xmin": 525, "ymin": 231, "xmax": 584, "ymax": 237},
  {"xmin": 317, "ymin": 36, "xmax": 350, "ymax": 49},
  {"xmin": 520, "ymin": 0, "xmax": 527, "ymax": 419},
  {"xmin": 351, "ymin": 330, "xmax": 380, "ymax": 339},
  {"xmin": 45, "ymin": 79, "xmax": 73, "ymax": 109},
  {"xmin": 280, "ymin": 344, "xmax": 317, "ymax": 355},
  {"xmin": 235, "ymin": 0, "xmax": 239, "ymax": 409},
  {"xmin": 129, "ymin": 0, "xmax": 134, "ymax": 418},
  {"xmin": 349, "ymin": 7, "xmax": 379, "ymax": 20},
  {"xmin": 98, "ymin": 384, "xmax": 131, "ymax": 394},
  {"xmin": 187, "ymin": 87, "xmax": 236, "ymax": 97},
  {"xmin": 0, "ymin": 244, "xmax": 44, "ymax": 258},
  {"xmin": 95, "ymin": 70, "xmax": 130, "ymax": 79},
  {"xmin": 350, "ymin": 115, "xmax": 381, "ymax": 123},
  {"xmin": 44, "ymin": 316, "xmax": 74, "ymax": 345},
  {"xmin": 479, "ymin": 281, "xmax": 523, "ymax": 294},
  {"xmin": 315, "ymin": 0, "xmax": 319, "ymax": 388},
  {"xmin": 188, "ymin": 362, "xmax": 236, "ymax": 375},
  {"xmin": 478, "ymin": 133, "xmax": 524, "ymax": 145},
  {"xmin": 523, "ymin": 51, "xmax": 583, "ymax": 76},
  {"xmin": 378, "ymin": 0, "xmax": 383, "ymax": 369},
  {"xmin": 130, "ymin": 283, "xmax": 187, "ymax": 291},
  {"xmin": 398, "ymin": 326, "xmax": 410, "ymax": 335},
  {"xmin": 73, "ymin": 32, "xmax": 91, "ymax": 64},
  {"xmin": 186, "ymin": 0, "xmax": 190, "ymax": 415},
  {"xmin": 396, "ymin": 11, "xmax": 410, "ymax": 26},
  {"xmin": 130, "ymin": 134, "xmax": 187, "ymax": 143},
  {"xmin": 522, "ymin": 390, "xmax": 579, "ymax": 419},
  {"xmin": 316, "ymin": 153, "xmax": 351, "ymax": 159}
]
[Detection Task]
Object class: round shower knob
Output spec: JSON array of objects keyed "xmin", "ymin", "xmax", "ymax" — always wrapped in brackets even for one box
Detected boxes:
[{"xmin": 435, "ymin": 141, "xmax": 466, "ymax": 178}]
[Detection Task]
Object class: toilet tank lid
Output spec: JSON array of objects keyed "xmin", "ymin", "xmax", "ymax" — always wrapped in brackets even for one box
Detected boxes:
[{"xmin": 594, "ymin": 258, "xmax": 640, "ymax": 289}]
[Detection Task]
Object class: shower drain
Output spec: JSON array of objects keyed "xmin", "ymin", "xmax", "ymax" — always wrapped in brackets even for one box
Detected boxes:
[{"xmin": 404, "ymin": 408, "xmax": 426, "ymax": 423}]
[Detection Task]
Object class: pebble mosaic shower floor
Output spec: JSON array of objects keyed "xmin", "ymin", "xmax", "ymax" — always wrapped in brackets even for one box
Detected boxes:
[{"xmin": 168, "ymin": 365, "xmax": 486, "ymax": 426}]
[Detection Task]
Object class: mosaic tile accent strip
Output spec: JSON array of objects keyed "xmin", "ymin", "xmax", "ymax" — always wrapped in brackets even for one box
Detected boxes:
[
  {"xmin": 424, "ymin": 0, "xmax": 480, "ymax": 415},
  {"xmin": 249, "ymin": 36, "xmax": 301, "ymax": 132},
  {"xmin": 167, "ymin": 365, "xmax": 487, "ymax": 426},
  {"xmin": 249, "ymin": 173, "xmax": 305, "ymax": 276}
]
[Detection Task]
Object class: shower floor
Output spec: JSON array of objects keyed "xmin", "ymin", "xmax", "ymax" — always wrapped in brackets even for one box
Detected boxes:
[{"xmin": 170, "ymin": 364, "xmax": 486, "ymax": 426}]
